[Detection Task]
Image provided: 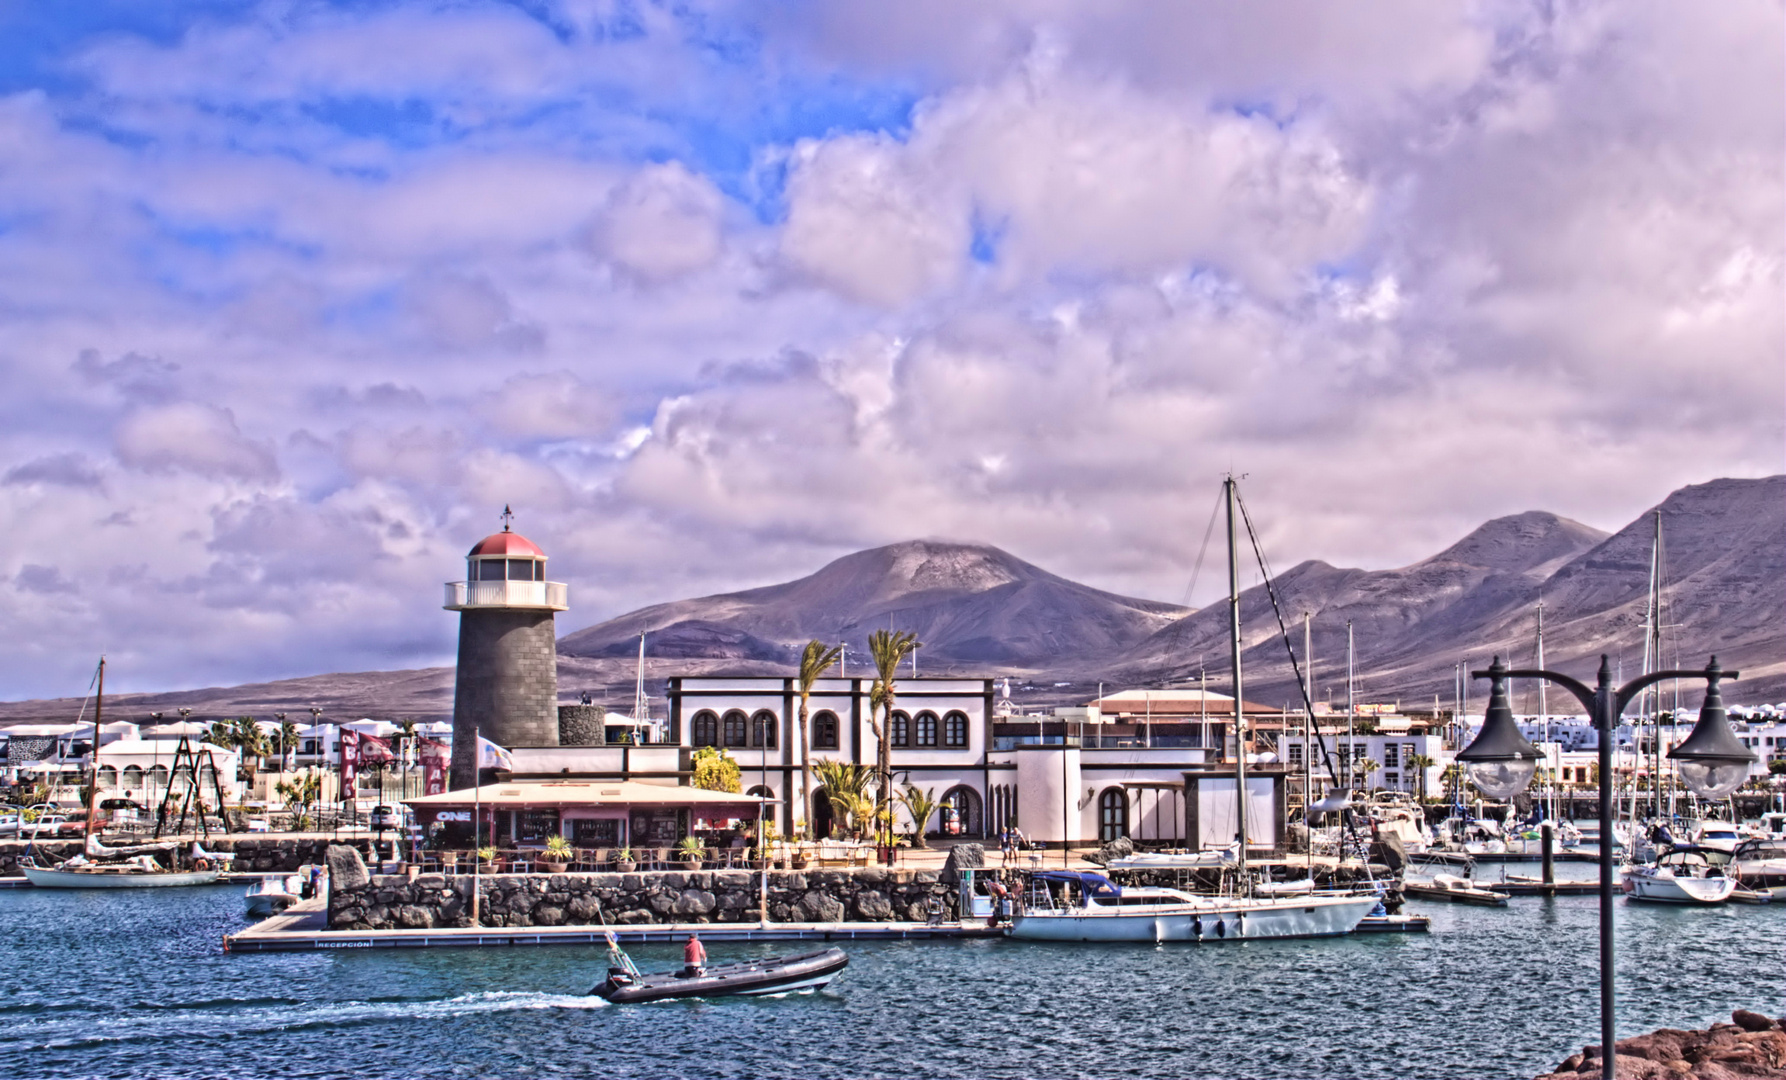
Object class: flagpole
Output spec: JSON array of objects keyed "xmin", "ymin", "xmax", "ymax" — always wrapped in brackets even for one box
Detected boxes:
[{"xmin": 472, "ymin": 725, "xmax": 481, "ymax": 928}]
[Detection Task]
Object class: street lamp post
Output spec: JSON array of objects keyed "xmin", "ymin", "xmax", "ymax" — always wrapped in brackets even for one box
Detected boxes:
[{"xmin": 1459, "ymin": 655, "xmax": 1757, "ymax": 1079}]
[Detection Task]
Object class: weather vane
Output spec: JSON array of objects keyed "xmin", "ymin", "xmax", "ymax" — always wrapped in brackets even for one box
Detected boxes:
[{"xmin": 500, "ymin": 504, "xmax": 514, "ymax": 532}]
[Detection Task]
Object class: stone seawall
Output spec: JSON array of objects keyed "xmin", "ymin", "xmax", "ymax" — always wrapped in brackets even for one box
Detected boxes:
[
  {"xmin": 0, "ymin": 836, "xmax": 373, "ymax": 877},
  {"xmin": 326, "ymin": 867, "xmax": 962, "ymax": 931}
]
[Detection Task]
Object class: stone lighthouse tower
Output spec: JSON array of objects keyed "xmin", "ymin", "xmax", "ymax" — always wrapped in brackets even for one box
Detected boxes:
[{"xmin": 445, "ymin": 510, "xmax": 568, "ymax": 789}]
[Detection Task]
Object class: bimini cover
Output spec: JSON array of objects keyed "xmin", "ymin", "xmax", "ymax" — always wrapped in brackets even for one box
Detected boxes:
[{"xmin": 1032, "ymin": 870, "xmax": 1122, "ymax": 898}]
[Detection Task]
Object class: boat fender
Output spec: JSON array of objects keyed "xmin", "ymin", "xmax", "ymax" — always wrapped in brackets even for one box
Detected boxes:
[
  {"xmin": 1191, "ymin": 915, "xmax": 1202, "ymax": 938},
  {"xmin": 1215, "ymin": 919, "xmax": 1225, "ymax": 938}
]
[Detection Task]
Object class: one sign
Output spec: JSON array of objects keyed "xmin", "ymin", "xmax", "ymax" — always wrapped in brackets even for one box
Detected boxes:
[{"xmin": 434, "ymin": 810, "xmax": 471, "ymax": 822}]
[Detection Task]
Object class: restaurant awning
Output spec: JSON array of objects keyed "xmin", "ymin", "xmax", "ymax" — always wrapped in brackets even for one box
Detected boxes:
[{"xmin": 404, "ymin": 779, "xmax": 766, "ymax": 810}]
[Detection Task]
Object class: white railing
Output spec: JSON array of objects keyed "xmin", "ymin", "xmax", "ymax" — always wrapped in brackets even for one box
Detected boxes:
[{"xmin": 443, "ymin": 579, "xmax": 569, "ymax": 611}]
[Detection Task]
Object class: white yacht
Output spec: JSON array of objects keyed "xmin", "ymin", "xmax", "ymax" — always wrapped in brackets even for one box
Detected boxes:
[
  {"xmin": 1622, "ymin": 846, "xmax": 1735, "ymax": 905},
  {"xmin": 1729, "ymin": 837, "xmax": 1786, "ymax": 900},
  {"xmin": 1010, "ymin": 871, "xmax": 1377, "ymax": 942}
]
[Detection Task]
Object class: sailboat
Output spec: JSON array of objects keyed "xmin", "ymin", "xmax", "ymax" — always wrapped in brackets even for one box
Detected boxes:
[
  {"xmin": 1009, "ymin": 477, "xmax": 1378, "ymax": 942},
  {"xmin": 19, "ymin": 658, "xmax": 223, "ymax": 889}
]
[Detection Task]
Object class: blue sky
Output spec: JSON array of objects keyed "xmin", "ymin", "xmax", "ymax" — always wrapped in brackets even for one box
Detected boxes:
[{"xmin": 0, "ymin": 0, "xmax": 1780, "ymax": 699}]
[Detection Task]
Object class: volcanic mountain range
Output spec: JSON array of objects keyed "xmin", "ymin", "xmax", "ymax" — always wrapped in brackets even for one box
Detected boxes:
[{"xmin": 2, "ymin": 475, "xmax": 1780, "ymax": 723}]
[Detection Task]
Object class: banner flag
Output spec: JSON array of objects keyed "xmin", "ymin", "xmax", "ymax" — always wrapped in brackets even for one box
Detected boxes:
[{"xmin": 419, "ymin": 738, "xmax": 451, "ymax": 796}]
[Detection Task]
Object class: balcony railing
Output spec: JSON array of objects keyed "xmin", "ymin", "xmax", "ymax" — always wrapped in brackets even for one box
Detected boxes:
[{"xmin": 443, "ymin": 579, "xmax": 569, "ymax": 611}]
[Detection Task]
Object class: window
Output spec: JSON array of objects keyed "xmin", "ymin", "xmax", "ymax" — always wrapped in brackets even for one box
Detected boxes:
[
  {"xmin": 1099, "ymin": 788, "xmax": 1129, "ymax": 842},
  {"xmin": 691, "ymin": 711, "xmax": 719, "ymax": 748},
  {"xmin": 914, "ymin": 711, "xmax": 936, "ymax": 747},
  {"xmin": 96, "ymin": 766, "xmax": 118, "ymax": 787},
  {"xmin": 723, "ymin": 711, "xmax": 749, "ymax": 747},
  {"xmin": 517, "ymin": 809, "xmax": 559, "ymax": 843},
  {"xmin": 1383, "ymin": 744, "xmax": 1399, "ymax": 768},
  {"xmin": 122, "ymin": 765, "xmax": 143, "ymax": 789},
  {"xmin": 506, "ymin": 558, "xmax": 538, "ymax": 581},
  {"xmin": 1286, "ymin": 743, "xmax": 1304, "ymax": 765},
  {"xmin": 751, "ymin": 711, "xmax": 777, "ymax": 749},
  {"xmin": 572, "ymin": 818, "xmax": 619, "ymax": 847},
  {"xmin": 812, "ymin": 711, "xmax": 839, "ymax": 750},
  {"xmin": 944, "ymin": 711, "xmax": 969, "ymax": 748},
  {"xmin": 1384, "ymin": 772, "xmax": 1400, "ymax": 789},
  {"xmin": 475, "ymin": 559, "xmax": 505, "ymax": 581},
  {"xmin": 890, "ymin": 711, "xmax": 910, "ymax": 747}
]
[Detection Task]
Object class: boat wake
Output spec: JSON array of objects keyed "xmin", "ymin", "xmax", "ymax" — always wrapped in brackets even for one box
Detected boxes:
[{"xmin": 6, "ymin": 991, "xmax": 606, "ymax": 1052}]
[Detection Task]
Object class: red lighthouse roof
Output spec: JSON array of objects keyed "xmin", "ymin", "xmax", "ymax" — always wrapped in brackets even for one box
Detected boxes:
[{"xmin": 467, "ymin": 530, "xmax": 545, "ymax": 558}]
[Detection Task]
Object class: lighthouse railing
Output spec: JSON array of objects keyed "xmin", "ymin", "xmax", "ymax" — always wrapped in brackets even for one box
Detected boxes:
[{"xmin": 443, "ymin": 580, "xmax": 569, "ymax": 610}]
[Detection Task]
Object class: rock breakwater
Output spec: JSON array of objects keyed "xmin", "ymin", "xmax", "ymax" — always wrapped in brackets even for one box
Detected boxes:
[
  {"xmin": 325, "ymin": 852, "xmax": 961, "ymax": 931},
  {"xmin": 1538, "ymin": 1010, "xmax": 1786, "ymax": 1080}
]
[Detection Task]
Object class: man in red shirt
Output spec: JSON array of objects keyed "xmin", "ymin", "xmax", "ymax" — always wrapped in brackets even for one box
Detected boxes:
[{"xmin": 682, "ymin": 933, "xmax": 707, "ymax": 976}]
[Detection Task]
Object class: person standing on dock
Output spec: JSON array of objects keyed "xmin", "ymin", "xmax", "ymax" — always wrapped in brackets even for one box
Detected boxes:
[{"xmin": 682, "ymin": 934, "xmax": 707, "ymax": 977}]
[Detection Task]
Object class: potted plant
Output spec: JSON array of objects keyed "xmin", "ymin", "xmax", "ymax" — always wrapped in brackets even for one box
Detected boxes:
[
  {"xmin": 538, "ymin": 834, "xmax": 572, "ymax": 873},
  {"xmin": 478, "ymin": 845, "xmax": 501, "ymax": 872},
  {"xmin": 676, "ymin": 835, "xmax": 706, "ymax": 870},
  {"xmin": 612, "ymin": 847, "xmax": 636, "ymax": 873}
]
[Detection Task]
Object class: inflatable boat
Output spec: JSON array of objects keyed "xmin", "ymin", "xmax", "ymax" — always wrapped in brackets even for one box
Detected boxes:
[{"xmin": 590, "ymin": 933, "xmax": 847, "ymax": 1003}]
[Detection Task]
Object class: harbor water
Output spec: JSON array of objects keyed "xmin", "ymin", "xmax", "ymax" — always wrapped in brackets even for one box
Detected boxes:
[{"xmin": 1, "ymin": 877, "xmax": 1780, "ymax": 1080}]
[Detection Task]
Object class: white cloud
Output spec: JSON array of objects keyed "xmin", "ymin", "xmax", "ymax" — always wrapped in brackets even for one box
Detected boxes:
[
  {"xmin": 0, "ymin": 0, "xmax": 1778, "ymax": 700},
  {"xmin": 590, "ymin": 162, "xmax": 727, "ymax": 283},
  {"xmin": 114, "ymin": 403, "xmax": 280, "ymax": 483}
]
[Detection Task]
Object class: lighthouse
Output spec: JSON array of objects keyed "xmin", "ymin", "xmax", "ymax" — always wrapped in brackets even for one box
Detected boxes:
[{"xmin": 444, "ymin": 510, "xmax": 568, "ymax": 789}]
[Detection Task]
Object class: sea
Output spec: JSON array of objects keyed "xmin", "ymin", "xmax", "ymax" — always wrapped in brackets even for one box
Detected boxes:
[{"xmin": 0, "ymin": 866, "xmax": 1779, "ymax": 1080}]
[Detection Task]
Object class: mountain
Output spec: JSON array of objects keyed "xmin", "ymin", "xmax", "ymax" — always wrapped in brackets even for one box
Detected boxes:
[
  {"xmin": 1123, "ymin": 476, "xmax": 1785, "ymax": 708},
  {"xmin": 557, "ymin": 540, "xmax": 1190, "ymax": 668},
  {"xmin": 2, "ymin": 476, "xmax": 1779, "ymax": 723}
]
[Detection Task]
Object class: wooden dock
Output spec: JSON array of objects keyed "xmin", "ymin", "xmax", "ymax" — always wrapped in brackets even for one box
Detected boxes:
[{"xmin": 223, "ymin": 899, "xmax": 1005, "ymax": 953}]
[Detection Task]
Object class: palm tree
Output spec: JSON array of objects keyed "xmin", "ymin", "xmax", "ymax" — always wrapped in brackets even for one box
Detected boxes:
[
  {"xmin": 811, "ymin": 758, "xmax": 872, "ymax": 839},
  {"xmin": 795, "ymin": 640, "xmax": 842, "ymax": 839},
  {"xmin": 231, "ymin": 716, "xmax": 269, "ymax": 783},
  {"xmin": 277, "ymin": 716, "xmax": 300, "ymax": 773},
  {"xmin": 1356, "ymin": 757, "xmax": 1381, "ymax": 793},
  {"xmin": 898, "ymin": 784, "xmax": 942, "ymax": 848},
  {"xmin": 1407, "ymin": 753, "xmax": 1436, "ymax": 803},
  {"xmin": 866, "ymin": 629, "xmax": 919, "ymax": 847}
]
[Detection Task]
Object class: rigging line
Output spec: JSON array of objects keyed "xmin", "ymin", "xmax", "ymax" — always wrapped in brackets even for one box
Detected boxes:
[
  {"xmin": 1162, "ymin": 486, "xmax": 1227, "ymax": 663},
  {"xmin": 1233, "ymin": 486, "xmax": 1376, "ymax": 885}
]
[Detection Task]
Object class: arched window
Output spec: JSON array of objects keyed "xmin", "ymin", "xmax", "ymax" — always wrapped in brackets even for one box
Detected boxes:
[
  {"xmin": 122, "ymin": 765, "xmax": 143, "ymax": 790},
  {"xmin": 940, "ymin": 785, "xmax": 983, "ymax": 837},
  {"xmin": 890, "ymin": 710, "xmax": 910, "ymax": 747},
  {"xmin": 1099, "ymin": 788, "xmax": 1130, "ymax": 842},
  {"xmin": 812, "ymin": 710, "xmax": 839, "ymax": 750},
  {"xmin": 914, "ymin": 711, "xmax": 937, "ymax": 747},
  {"xmin": 751, "ymin": 710, "xmax": 777, "ymax": 749},
  {"xmin": 149, "ymin": 764, "xmax": 169, "ymax": 789},
  {"xmin": 943, "ymin": 710, "xmax": 969, "ymax": 748},
  {"xmin": 691, "ymin": 711, "xmax": 720, "ymax": 748},
  {"xmin": 723, "ymin": 710, "xmax": 749, "ymax": 748},
  {"xmin": 96, "ymin": 765, "xmax": 118, "ymax": 787},
  {"xmin": 746, "ymin": 784, "xmax": 777, "ymax": 825}
]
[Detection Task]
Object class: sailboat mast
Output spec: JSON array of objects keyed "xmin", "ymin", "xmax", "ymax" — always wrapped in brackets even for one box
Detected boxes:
[
  {"xmin": 1303, "ymin": 613, "xmax": 1313, "ymax": 822},
  {"xmin": 84, "ymin": 657, "xmax": 105, "ymax": 843},
  {"xmin": 1345, "ymin": 622, "xmax": 1355, "ymax": 792},
  {"xmin": 1643, "ymin": 510, "xmax": 1662, "ymax": 818},
  {"xmin": 1224, "ymin": 477, "xmax": 1248, "ymax": 882}
]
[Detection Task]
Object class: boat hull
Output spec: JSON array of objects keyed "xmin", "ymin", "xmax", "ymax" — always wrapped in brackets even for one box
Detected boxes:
[
  {"xmin": 21, "ymin": 865, "xmax": 222, "ymax": 889},
  {"xmin": 1623, "ymin": 870, "xmax": 1734, "ymax": 905},
  {"xmin": 592, "ymin": 948, "xmax": 848, "ymax": 1003},
  {"xmin": 1008, "ymin": 894, "xmax": 1377, "ymax": 942}
]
